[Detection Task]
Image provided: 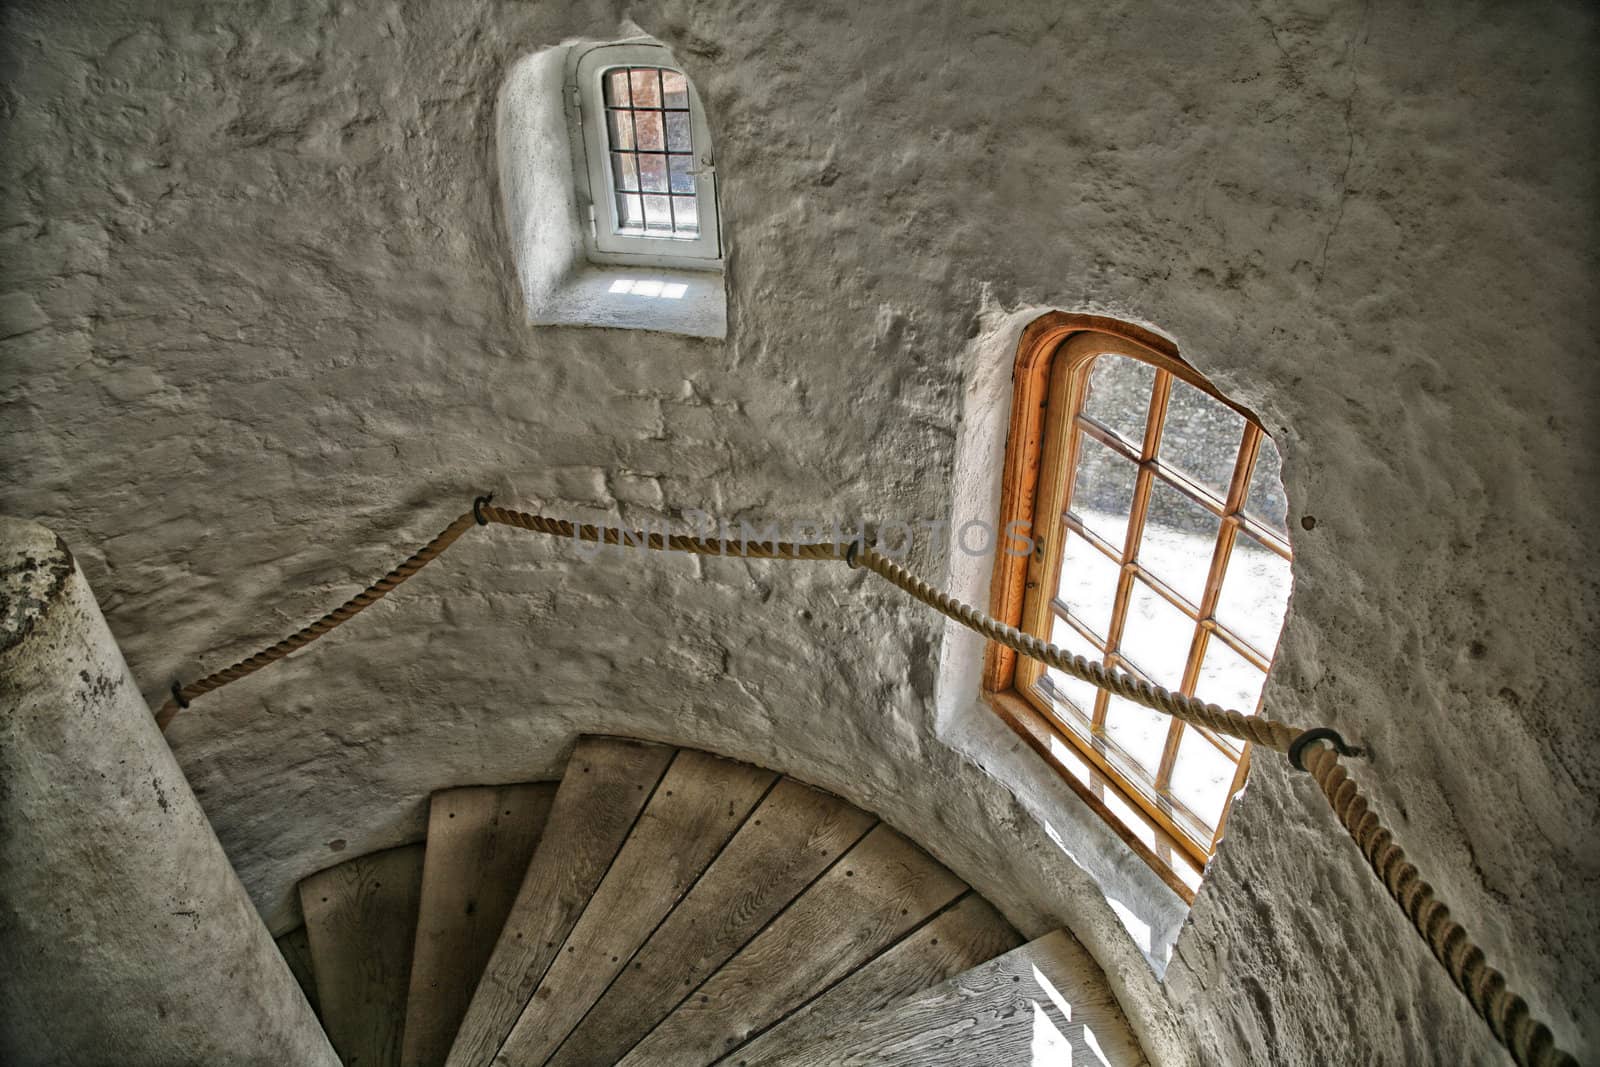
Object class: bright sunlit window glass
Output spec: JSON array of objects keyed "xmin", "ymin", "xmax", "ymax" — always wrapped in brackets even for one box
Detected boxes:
[
  {"xmin": 1015, "ymin": 333, "xmax": 1292, "ymax": 865},
  {"xmin": 601, "ymin": 66, "xmax": 700, "ymax": 238}
]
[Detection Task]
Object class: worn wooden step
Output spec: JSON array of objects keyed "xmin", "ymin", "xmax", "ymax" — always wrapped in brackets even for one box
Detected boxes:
[
  {"xmin": 399, "ymin": 783, "xmax": 557, "ymax": 1067},
  {"xmin": 495, "ymin": 750, "xmax": 776, "ymax": 1064},
  {"xmin": 546, "ymin": 779, "xmax": 876, "ymax": 1067},
  {"xmin": 301, "ymin": 843, "xmax": 427, "ymax": 1067},
  {"xmin": 756, "ymin": 930, "xmax": 1149, "ymax": 1066},
  {"xmin": 616, "ymin": 823, "xmax": 967, "ymax": 1066},
  {"xmin": 724, "ymin": 892, "xmax": 1023, "ymax": 1066},
  {"xmin": 275, "ymin": 924, "xmax": 321, "ymax": 1016},
  {"xmin": 443, "ymin": 737, "xmax": 675, "ymax": 1067}
]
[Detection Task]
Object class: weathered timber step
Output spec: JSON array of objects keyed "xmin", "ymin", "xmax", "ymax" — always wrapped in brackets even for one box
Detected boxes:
[
  {"xmin": 544, "ymin": 778, "xmax": 877, "ymax": 1067},
  {"xmin": 301, "ymin": 843, "xmax": 426, "ymax": 1067},
  {"xmin": 284, "ymin": 737, "xmax": 1145, "ymax": 1066},
  {"xmin": 401, "ymin": 783, "xmax": 557, "ymax": 1067},
  {"xmin": 722, "ymin": 892, "xmax": 1023, "ymax": 1066},
  {"xmin": 615, "ymin": 822, "xmax": 968, "ymax": 1065},
  {"xmin": 495, "ymin": 750, "xmax": 777, "ymax": 1065},
  {"xmin": 753, "ymin": 930, "xmax": 1149, "ymax": 1066},
  {"xmin": 444, "ymin": 736, "xmax": 675, "ymax": 1067},
  {"xmin": 276, "ymin": 924, "xmax": 321, "ymax": 1016}
]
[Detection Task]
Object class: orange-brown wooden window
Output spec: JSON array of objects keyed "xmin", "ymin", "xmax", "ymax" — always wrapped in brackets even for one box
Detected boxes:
[{"xmin": 986, "ymin": 317, "xmax": 1292, "ymax": 894}]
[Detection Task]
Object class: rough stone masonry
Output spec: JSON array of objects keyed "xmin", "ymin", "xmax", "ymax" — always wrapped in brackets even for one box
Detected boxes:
[{"xmin": 1, "ymin": 1, "xmax": 1595, "ymax": 1063}]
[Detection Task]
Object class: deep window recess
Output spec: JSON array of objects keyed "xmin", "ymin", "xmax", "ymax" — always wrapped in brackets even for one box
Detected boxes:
[
  {"xmin": 573, "ymin": 43, "xmax": 720, "ymax": 264},
  {"xmin": 987, "ymin": 317, "xmax": 1293, "ymax": 898}
]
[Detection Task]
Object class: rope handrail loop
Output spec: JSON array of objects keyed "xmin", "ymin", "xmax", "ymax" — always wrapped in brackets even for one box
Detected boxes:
[
  {"xmin": 146, "ymin": 492, "xmax": 1577, "ymax": 1066},
  {"xmin": 1288, "ymin": 726, "xmax": 1359, "ymax": 770}
]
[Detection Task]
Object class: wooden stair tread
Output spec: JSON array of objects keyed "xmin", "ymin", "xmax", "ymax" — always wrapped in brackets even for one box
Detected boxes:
[
  {"xmin": 279, "ymin": 738, "xmax": 1146, "ymax": 1067},
  {"xmin": 757, "ymin": 930, "xmax": 1149, "ymax": 1066},
  {"xmin": 443, "ymin": 737, "xmax": 674, "ymax": 1067},
  {"xmin": 497, "ymin": 751, "xmax": 775, "ymax": 1065},
  {"xmin": 275, "ymin": 924, "xmax": 321, "ymax": 1016},
  {"xmin": 301, "ymin": 843, "xmax": 426, "ymax": 1067},
  {"xmin": 724, "ymin": 892, "xmax": 1023, "ymax": 1066},
  {"xmin": 546, "ymin": 778, "xmax": 876, "ymax": 1067},
  {"xmin": 616, "ymin": 823, "xmax": 966, "ymax": 1066},
  {"xmin": 400, "ymin": 782, "xmax": 557, "ymax": 1067}
]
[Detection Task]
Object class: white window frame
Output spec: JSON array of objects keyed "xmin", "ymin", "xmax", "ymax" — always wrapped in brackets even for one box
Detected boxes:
[{"xmin": 568, "ymin": 42, "xmax": 722, "ymax": 269}]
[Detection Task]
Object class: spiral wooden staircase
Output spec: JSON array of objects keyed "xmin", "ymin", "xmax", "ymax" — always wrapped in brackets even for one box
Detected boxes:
[{"xmin": 272, "ymin": 736, "xmax": 1146, "ymax": 1066}]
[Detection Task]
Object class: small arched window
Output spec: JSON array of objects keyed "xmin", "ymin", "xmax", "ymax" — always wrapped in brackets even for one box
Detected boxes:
[
  {"xmin": 987, "ymin": 316, "xmax": 1293, "ymax": 896},
  {"xmin": 571, "ymin": 43, "xmax": 721, "ymax": 266}
]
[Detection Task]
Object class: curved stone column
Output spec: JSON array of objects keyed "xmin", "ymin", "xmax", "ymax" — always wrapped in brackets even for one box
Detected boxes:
[{"xmin": 0, "ymin": 518, "xmax": 337, "ymax": 1066}]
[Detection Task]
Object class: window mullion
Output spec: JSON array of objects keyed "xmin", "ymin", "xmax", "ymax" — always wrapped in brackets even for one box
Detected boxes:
[
  {"xmin": 624, "ymin": 71, "xmax": 642, "ymax": 228},
  {"xmin": 1157, "ymin": 422, "xmax": 1265, "ymax": 789},
  {"xmin": 1155, "ymin": 626, "xmax": 1209, "ymax": 791},
  {"xmin": 1097, "ymin": 371, "xmax": 1169, "ymax": 728},
  {"xmin": 1199, "ymin": 425, "xmax": 1261, "ymax": 631},
  {"xmin": 1129, "ymin": 371, "xmax": 1195, "ymax": 791}
]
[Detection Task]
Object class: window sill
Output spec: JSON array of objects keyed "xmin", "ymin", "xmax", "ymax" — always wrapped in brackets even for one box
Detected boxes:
[
  {"xmin": 985, "ymin": 688, "xmax": 1204, "ymax": 903},
  {"xmin": 529, "ymin": 265, "xmax": 726, "ymax": 339}
]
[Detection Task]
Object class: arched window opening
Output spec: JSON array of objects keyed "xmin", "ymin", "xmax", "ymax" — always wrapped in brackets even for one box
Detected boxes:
[
  {"xmin": 572, "ymin": 43, "xmax": 721, "ymax": 265},
  {"xmin": 497, "ymin": 38, "xmax": 725, "ymax": 337},
  {"xmin": 987, "ymin": 316, "xmax": 1292, "ymax": 897}
]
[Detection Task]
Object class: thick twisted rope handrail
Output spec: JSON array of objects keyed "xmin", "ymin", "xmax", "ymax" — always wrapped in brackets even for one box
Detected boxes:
[
  {"xmin": 1303, "ymin": 746, "xmax": 1576, "ymax": 1067},
  {"xmin": 154, "ymin": 509, "xmax": 480, "ymax": 730},
  {"xmin": 850, "ymin": 544, "xmax": 1304, "ymax": 753},
  {"xmin": 155, "ymin": 502, "xmax": 846, "ymax": 728},
  {"xmin": 151, "ymin": 494, "xmax": 1576, "ymax": 1066},
  {"xmin": 479, "ymin": 503, "xmax": 846, "ymax": 560}
]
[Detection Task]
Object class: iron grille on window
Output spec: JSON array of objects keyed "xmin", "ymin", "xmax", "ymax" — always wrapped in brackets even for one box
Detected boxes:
[{"xmin": 601, "ymin": 66, "xmax": 700, "ymax": 238}]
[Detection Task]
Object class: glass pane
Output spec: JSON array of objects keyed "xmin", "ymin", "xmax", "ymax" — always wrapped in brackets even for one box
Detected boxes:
[
  {"xmin": 1070, "ymin": 433, "xmax": 1137, "ymax": 549},
  {"xmin": 1044, "ymin": 614, "xmax": 1103, "ymax": 721},
  {"xmin": 629, "ymin": 68, "xmax": 662, "ymax": 107},
  {"xmin": 1102, "ymin": 695, "xmax": 1168, "ymax": 777},
  {"xmin": 617, "ymin": 193, "xmax": 645, "ymax": 229},
  {"xmin": 1168, "ymin": 727, "xmax": 1238, "ymax": 829},
  {"xmin": 1117, "ymin": 579, "xmax": 1195, "ymax": 692},
  {"xmin": 603, "ymin": 69, "xmax": 631, "ymax": 106},
  {"xmin": 1057, "ymin": 528, "xmax": 1121, "ymax": 640},
  {"xmin": 1160, "ymin": 378, "xmax": 1246, "ymax": 500},
  {"xmin": 669, "ymin": 155, "xmax": 696, "ymax": 193},
  {"xmin": 1215, "ymin": 529, "xmax": 1292, "ymax": 656},
  {"xmin": 672, "ymin": 195, "xmax": 699, "ymax": 233},
  {"xmin": 1195, "ymin": 636, "xmax": 1265, "ymax": 752},
  {"xmin": 1082, "ymin": 353, "xmax": 1155, "ymax": 445},
  {"xmin": 611, "ymin": 153, "xmax": 639, "ymax": 192},
  {"xmin": 1246, "ymin": 433, "xmax": 1290, "ymax": 538},
  {"xmin": 661, "ymin": 69, "xmax": 689, "ymax": 109},
  {"xmin": 1138, "ymin": 478, "xmax": 1221, "ymax": 605},
  {"xmin": 637, "ymin": 153, "xmax": 668, "ymax": 193},
  {"xmin": 642, "ymin": 194, "xmax": 673, "ymax": 229},
  {"xmin": 606, "ymin": 110, "xmax": 635, "ymax": 150},
  {"xmin": 665, "ymin": 111, "xmax": 692, "ymax": 151},
  {"xmin": 632, "ymin": 110, "xmax": 665, "ymax": 151}
]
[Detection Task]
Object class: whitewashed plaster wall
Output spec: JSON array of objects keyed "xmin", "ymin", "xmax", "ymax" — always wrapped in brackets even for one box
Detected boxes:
[{"xmin": 1, "ymin": 1, "xmax": 1595, "ymax": 1064}]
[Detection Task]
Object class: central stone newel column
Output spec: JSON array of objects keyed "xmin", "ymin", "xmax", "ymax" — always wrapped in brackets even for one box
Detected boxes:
[{"xmin": 0, "ymin": 517, "xmax": 338, "ymax": 1066}]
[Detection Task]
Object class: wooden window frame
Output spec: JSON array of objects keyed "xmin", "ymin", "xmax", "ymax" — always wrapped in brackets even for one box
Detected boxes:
[
  {"xmin": 570, "ymin": 42, "xmax": 723, "ymax": 268},
  {"xmin": 984, "ymin": 313, "xmax": 1289, "ymax": 901}
]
